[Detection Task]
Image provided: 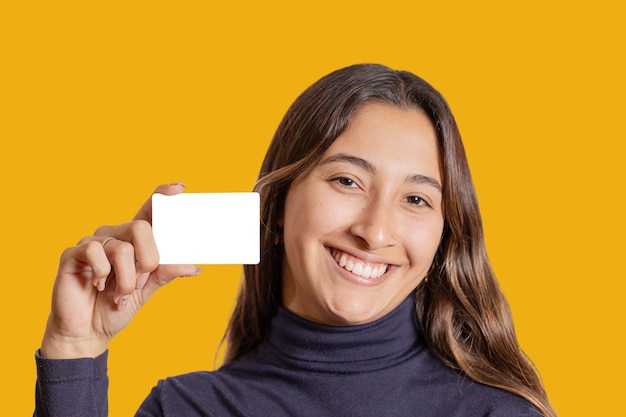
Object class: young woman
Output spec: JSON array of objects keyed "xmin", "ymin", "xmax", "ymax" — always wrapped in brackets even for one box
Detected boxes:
[{"xmin": 35, "ymin": 64, "xmax": 556, "ymax": 416}]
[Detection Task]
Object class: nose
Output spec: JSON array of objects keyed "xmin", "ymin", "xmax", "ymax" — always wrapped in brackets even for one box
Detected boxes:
[{"xmin": 350, "ymin": 197, "xmax": 397, "ymax": 250}]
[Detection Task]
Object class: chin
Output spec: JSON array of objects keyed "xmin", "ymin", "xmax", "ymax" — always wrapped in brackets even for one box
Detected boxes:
[{"xmin": 323, "ymin": 297, "xmax": 387, "ymax": 326}]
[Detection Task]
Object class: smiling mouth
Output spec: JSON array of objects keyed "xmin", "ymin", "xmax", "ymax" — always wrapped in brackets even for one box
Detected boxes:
[{"xmin": 330, "ymin": 248, "xmax": 389, "ymax": 279}]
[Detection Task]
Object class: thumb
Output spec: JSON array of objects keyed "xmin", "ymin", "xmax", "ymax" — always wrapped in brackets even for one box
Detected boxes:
[
  {"xmin": 133, "ymin": 182, "xmax": 187, "ymax": 223},
  {"xmin": 138, "ymin": 264, "xmax": 202, "ymax": 301}
]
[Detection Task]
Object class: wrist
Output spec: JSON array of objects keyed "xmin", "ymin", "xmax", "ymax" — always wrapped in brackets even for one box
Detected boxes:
[
  {"xmin": 41, "ymin": 326, "xmax": 107, "ymax": 360},
  {"xmin": 40, "ymin": 337, "xmax": 107, "ymax": 359}
]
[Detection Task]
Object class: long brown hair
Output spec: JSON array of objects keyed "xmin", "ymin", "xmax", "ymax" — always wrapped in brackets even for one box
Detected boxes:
[{"xmin": 225, "ymin": 63, "xmax": 556, "ymax": 416}]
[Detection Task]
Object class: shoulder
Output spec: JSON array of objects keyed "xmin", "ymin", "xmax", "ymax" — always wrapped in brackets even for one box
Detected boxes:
[
  {"xmin": 466, "ymin": 383, "xmax": 542, "ymax": 416},
  {"xmin": 137, "ymin": 366, "xmax": 262, "ymax": 417},
  {"xmin": 411, "ymin": 349, "xmax": 542, "ymax": 416},
  {"xmin": 136, "ymin": 371, "xmax": 222, "ymax": 417},
  {"xmin": 445, "ymin": 375, "xmax": 543, "ymax": 416}
]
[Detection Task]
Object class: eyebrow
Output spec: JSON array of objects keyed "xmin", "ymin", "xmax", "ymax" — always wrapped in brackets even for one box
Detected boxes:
[
  {"xmin": 319, "ymin": 153, "xmax": 442, "ymax": 192},
  {"xmin": 406, "ymin": 174, "xmax": 442, "ymax": 192},
  {"xmin": 320, "ymin": 153, "xmax": 376, "ymax": 173}
]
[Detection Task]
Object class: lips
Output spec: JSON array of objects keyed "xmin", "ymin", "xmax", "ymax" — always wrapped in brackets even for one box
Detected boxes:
[{"xmin": 330, "ymin": 248, "xmax": 389, "ymax": 279}]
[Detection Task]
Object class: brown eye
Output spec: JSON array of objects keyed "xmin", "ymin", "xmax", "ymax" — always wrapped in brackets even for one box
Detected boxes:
[
  {"xmin": 406, "ymin": 196, "xmax": 428, "ymax": 206},
  {"xmin": 335, "ymin": 177, "xmax": 357, "ymax": 187}
]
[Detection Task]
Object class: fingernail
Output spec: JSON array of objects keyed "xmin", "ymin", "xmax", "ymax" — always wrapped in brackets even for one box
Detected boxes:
[
  {"xmin": 169, "ymin": 182, "xmax": 186, "ymax": 187},
  {"xmin": 136, "ymin": 272, "xmax": 150, "ymax": 289},
  {"xmin": 97, "ymin": 278, "xmax": 106, "ymax": 292},
  {"xmin": 117, "ymin": 296, "xmax": 129, "ymax": 311}
]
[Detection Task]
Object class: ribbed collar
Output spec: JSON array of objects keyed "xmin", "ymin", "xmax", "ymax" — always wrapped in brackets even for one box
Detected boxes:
[{"xmin": 261, "ymin": 295, "xmax": 423, "ymax": 373}]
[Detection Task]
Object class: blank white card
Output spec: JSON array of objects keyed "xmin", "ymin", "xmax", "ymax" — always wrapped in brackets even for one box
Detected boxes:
[{"xmin": 152, "ymin": 193, "xmax": 259, "ymax": 264}]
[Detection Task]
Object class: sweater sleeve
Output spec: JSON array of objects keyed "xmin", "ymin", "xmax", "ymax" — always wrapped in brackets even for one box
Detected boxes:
[{"xmin": 34, "ymin": 350, "xmax": 109, "ymax": 417}]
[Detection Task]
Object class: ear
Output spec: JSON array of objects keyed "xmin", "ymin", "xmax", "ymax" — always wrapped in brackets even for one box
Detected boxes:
[{"xmin": 273, "ymin": 218, "xmax": 284, "ymax": 246}]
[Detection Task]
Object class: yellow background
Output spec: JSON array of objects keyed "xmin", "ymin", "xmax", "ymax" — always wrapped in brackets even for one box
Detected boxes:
[{"xmin": 1, "ymin": 1, "xmax": 623, "ymax": 415}]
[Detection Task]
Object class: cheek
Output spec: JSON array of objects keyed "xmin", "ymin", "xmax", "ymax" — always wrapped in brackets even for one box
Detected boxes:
[
  {"xmin": 406, "ymin": 219, "xmax": 444, "ymax": 262},
  {"xmin": 285, "ymin": 186, "xmax": 354, "ymax": 239}
]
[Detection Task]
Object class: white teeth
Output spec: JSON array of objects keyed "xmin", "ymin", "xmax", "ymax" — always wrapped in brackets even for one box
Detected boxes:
[
  {"xmin": 362, "ymin": 265, "xmax": 372, "ymax": 279},
  {"xmin": 332, "ymin": 249, "xmax": 388, "ymax": 279}
]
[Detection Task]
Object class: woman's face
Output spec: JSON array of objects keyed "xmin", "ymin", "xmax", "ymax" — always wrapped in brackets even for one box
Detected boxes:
[{"xmin": 281, "ymin": 101, "xmax": 444, "ymax": 325}]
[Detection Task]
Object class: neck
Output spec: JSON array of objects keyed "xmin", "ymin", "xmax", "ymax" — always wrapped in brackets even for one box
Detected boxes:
[{"xmin": 261, "ymin": 295, "xmax": 423, "ymax": 373}]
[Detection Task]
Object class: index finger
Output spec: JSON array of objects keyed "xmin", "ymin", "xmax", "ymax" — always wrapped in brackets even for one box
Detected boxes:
[{"xmin": 133, "ymin": 182, "xmax": 186, "ymax": 223}]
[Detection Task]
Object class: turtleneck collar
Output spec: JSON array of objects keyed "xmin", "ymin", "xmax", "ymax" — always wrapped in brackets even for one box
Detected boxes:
[{"xmin": 260, "ymin": 295, "xmax": 424, "ymax": 374}]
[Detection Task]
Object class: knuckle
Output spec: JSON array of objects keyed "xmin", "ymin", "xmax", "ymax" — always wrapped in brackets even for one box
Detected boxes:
[
  {"xmin": 130, "ymin": 219, "xmax": 152, "ymax": 236},
  {"xmin": 76, "ymin": 236, "xmax": 92, "ymax": 245},
  {"xmin": 111, "ymin": 240, "xmax": 135, "ymax": 257},
  {"xmin": 139, "ymin": 253, "xmax": 160, "ymax": 271},
  {"xmin": 59, "ymin": 246, "xmax": 76, "ymax": 263},
  {"xmin": 84, "ymin": 240, "xmax": 104, "ymax": 257}
]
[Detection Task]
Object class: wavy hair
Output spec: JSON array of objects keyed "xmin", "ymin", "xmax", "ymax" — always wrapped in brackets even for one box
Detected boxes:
[{"xmin": 225, "ymin": 63, "xmax": 556, "ymax": 417}]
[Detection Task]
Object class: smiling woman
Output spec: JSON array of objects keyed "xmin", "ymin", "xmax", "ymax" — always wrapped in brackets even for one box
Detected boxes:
[
  {"xmin": 281, "ymin": 103, "xmax": 444, "ymax": 326},
  {"xmin": 35, "ymin": 64, "xmax": 557, "ymax": 417}
]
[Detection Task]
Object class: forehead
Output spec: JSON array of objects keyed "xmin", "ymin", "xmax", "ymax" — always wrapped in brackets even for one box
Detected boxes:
[{"xmin": 322, "ymin": 102, "xmax": 441, "ymax": 177}]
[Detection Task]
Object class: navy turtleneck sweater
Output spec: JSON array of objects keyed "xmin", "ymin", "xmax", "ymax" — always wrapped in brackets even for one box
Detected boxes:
[{"xmin": 35, "ymin": 296, "xmax": 541, "ymax": 416}]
